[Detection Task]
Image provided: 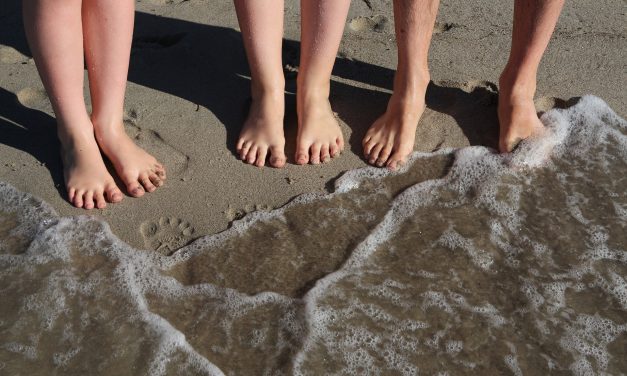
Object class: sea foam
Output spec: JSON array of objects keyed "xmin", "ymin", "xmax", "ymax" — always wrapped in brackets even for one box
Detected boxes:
[{"xmin": 1, "ymin": 95, "xmax": 625, "ymax": 375}]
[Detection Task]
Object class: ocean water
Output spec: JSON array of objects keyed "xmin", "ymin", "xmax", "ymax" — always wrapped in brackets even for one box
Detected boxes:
[{"xmin": 0, "ymin": 95, "xmax": 625, "ymax": 375}]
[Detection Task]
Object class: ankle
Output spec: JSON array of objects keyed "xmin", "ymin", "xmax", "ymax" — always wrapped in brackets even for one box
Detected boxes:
[
  {"xmin": 297, "ymin": 74, "xmax": 331, "ymax": 100},
  {"xmin": 92, "ymin": 122, "xmax": 128, "ymax": 149},
  {"xmin": 248, "ymin": 87, "xmax": 285, "ymax": 123},
  {"xmin": 91, "ymin": 113, "xmax": 126, "ymax": 136},
  {"xmin": 56, "ymin": 119, "xmax": 95, "ymax": 146},
  {"xmin": 388, "ymin": 83, "xmax": 428, "ymax": 114},
  {"xmin": 394, "ymin": 65, "xmax": 430, "ymax": 91},
  {"xmin": 250, "ymin": 79, "xmax": 285, "ymax": 101},
  {"xmin": 499, "ymin": 65, "xmax": 537, "ymax": 103}
]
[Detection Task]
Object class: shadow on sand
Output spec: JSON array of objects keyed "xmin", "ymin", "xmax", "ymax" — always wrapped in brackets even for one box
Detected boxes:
[{"xmin": 0, "ymin": 2, "xmax": 500, "ymax": 187}]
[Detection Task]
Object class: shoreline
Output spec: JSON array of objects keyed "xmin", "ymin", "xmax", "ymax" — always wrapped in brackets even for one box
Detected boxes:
[{"xmin": 0, "ymin": 0, "xmax": 624, "ymax": 249}]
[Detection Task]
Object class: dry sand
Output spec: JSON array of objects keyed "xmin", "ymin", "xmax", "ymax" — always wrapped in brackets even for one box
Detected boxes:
[{"xmin": 0, "ymin": 0, "xmax": 624, "ymax": 250}]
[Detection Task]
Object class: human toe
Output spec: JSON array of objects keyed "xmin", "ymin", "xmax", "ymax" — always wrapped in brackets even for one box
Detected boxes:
[
  {"xmin": 106, "ymin": 185, "xmax": 124, "ymax": 203},
  {"xmin": 95, "ymin": 191, "xmax": 107, "ymax": 209},
  {"xmin": 386, "ymin": 151, "xmax": 407, "ymax": 171},
  {"xmin": 73, "ymin": 189, "xmax": 85, "ymax": 208},
  {"xmin": 139, "ymin": 172, "xmax": 157, "ymax": 193},
  {"xmin": 295, "ymin": 144, "xmax": 310, "ymax": 165},
  {"xmin": 149, "ymin": 172, "xmax": 163, "ymax": 187},
  {"xmin": 269, "ymin": 146, "xmax": 287, "ymax": 168},
  {"xmin": 368, "ymin": 144, "xmax": 384, "ymax": 165},
  {"xmin": 246, "ymin": 146, "xmax": 258, "ymax": 165},
  {"xmin": 310, "ymin": 143, "xmax": 322, "ymax": 165},
  {"xmin": 255, "ymin": 147, "xmax": 268, "ymax": 167},
  {"xmin": 83, "ymin": 191, "xmax": 95, "ymax": 210},
  {"xmin": 240, "ymin": 140, "xmax": 252, "ymax": 160},
  {"xmin": 376, "ymin": 146, "xmax": 392, "ymax": 167}
]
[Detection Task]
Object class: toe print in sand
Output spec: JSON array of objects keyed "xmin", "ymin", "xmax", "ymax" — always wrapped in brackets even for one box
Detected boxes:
[{"xmin": 140, "ymin": 216, "xmax": 195, "ymax": 255}]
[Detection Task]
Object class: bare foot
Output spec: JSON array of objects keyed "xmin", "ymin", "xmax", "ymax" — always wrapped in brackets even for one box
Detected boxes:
[
  {"xmin": 497, "ymin": 93, "xmax": 544, "ymax": 153},
  {"xmin": 59, "ymin": 128, "xmax": 124, "ymax": 210},
  {"xmin": 363, "ymin": 78, "xmax": 428, "ymax": 171},
  {"xmin": 236, "ymin": 92, "xmax": 287, "ymax": 168},
  {"xmin": 94, "ymin": 119, "xmax": 166, "ymax": 197},
  {"xmin": 296, "ymin": 92, "xmax": 344, "ymax": 165}
]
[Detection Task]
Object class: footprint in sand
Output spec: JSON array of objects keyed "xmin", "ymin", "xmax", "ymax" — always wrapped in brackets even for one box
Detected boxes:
[
  {"xmin": 348, "ymin": 15, "xmax": 388, "ymax": 33},
  {"xmin": 123, "ymin": 107, "xmax": 190, "ymax": 176},
  {"xmin": 417, "ymin": 80, "xmax": 501, "ymax": 149},
  {"xmin": 140, "ymin": 217, "xmax": 195, "ymax": 255},
  {"xmin": 433, "ymin": 22, "xmax": 457, "ymax": 34},
  {"xmin": 0, "ymin": 46, "xmax": 29, "ymax": 64},
  {"xmin": 224, "ymin": 204, "xmax": 272, "ymax": 222},
  {"xmin": 534, "ymin": 96, "xmax": 570, "ymax": 114},
  {"xmin": 16, "ymin": 87, "xmax": 48, "ymax": 109}
]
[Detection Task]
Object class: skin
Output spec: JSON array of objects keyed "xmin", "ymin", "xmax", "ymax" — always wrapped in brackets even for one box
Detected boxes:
[
  {"xmin": 365, "ymin": 0, "xmax": 565, "ymax": 170},
  {"xmin": 23, "ymin": 0, "xmax": 166, "ymax": 210},
  {"xmin": 498, "ymin": 0, "xmax": 565, "ymax": 153},
  {"xmin": 234, "ymin": 0, "xmax": 350, "ymax": 167},
  {"xmin": 363, "ymin": 0, "xmax": 439, "ymax": 171}
]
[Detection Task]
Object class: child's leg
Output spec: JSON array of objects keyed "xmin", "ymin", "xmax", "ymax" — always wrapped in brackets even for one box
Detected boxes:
[
  {"xmin": 363, "ymin": 0, "xmax": 439, "ymax": 170},
  {"xmin": 23, "ymin": 0, "xmax": 123, "ymax": 209},
  {"xmin": 82, "ymin": 0, "xmax": 166, "ymax": 195},
  {"xmin": 234, "ymin": 0, "xmax": 287, "ymax": 168},
  {"xmin": 498, "ymin": 0, "xmax": 564, "ymax": 152},
  {"xmin": 296, "ymin": 0, "xmax": 350, "ymax": 165}
]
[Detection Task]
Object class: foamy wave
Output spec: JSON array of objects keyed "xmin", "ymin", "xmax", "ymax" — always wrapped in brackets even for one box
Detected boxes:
[{"xmin": 1, "ymin": 95, "xmax": 626, "ymax": 375}]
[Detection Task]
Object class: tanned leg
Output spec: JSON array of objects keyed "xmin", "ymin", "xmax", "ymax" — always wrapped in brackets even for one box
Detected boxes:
[
  {"xmin": 363, "ymin": 0, "xmax": 439, "ymax": 170},
  {"xmin": 295, "ymin": 0, "xmax": 351, "ymax": 165},
  {"xmin": 83, "ymin": 0, "xmax": 166, "ymax": 195},
  {"xmin": 233, "ymin": 0, "xmax": 287, "ymax": 168},
  {"xmin": 498, "ymin": 0, "xmax": 564, "ymax": 152},
  {"xmin": 23, "ymin": 0, "xmax": 124, "ymax": 209}
]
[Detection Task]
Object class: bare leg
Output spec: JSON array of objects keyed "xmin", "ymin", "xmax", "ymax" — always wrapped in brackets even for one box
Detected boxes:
[
  {"xmin": 233, "ymin": 0, "xmax": 287, "ymax": 168},
  {"xmin": 23, "ymin": 0, "xmax": 123, "ymax": 209},
  {"xmin": 498, "ymin": 0, "xmax": 564, "ymax": 152},
  {"xmin": 82, "ymin": 0, "xmax": 166, "ymax": 195},
  {"xmin": 363, "ymin": 0, "xmax": 439, "ymax": 170},
  {"xmin": 295, "ymin": 0, "xmax": 350, "ymax": 165}
]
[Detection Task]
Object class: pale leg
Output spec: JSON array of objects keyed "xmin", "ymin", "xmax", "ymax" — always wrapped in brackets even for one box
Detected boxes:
[
  {"xmin": 295, "ymin": 0, "xmax": 351, "ymax": 165},
  {"xmin": 233, "ymin": 0, "xmax": 287, "ymax": 168},
  {"xmin": 363, "ymin": 0, "xmax": 439, "ymax": 170},
  {"xmin": 498, "ymin": 0, "xmax": 564, "ymax": 152},
  {"xmin": 83, "ymin": 0, "xmax": 166, "ymax": 195},
  {"xmin": 23, "ymin": 0, "xmax": 123, "ymax": 209}
]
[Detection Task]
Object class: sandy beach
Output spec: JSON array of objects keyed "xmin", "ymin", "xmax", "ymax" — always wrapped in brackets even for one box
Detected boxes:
[
  {"xmin": 1, "ymin": 0, "xmax": 624, "ymax": 249},
  {"xmin": 1, "ymin": 1, "xmax": 626, "ymax": 375}
]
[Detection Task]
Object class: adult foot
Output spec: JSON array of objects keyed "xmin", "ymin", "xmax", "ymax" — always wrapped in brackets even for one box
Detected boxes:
[
  {"xmin": 59, "ymin": 127, "xmax": 124, "ymax": 210},
  {"xmin": 363, "ymin": 75, "xmax": 428, "ymax": 170},
  {"xmin": 94, "ymin": 119, "xmax": 166, "ymax": 197},
  {"xmin": 236, "ymin": 91, "xmax": 287, "ymax": 168},
  {"xmin": 498, "ymin": 74, "xmax": 544, "ymax": 153},
  {"xmin": 296, "ymin": 91, "xmax": 344, "ymax": 165}
]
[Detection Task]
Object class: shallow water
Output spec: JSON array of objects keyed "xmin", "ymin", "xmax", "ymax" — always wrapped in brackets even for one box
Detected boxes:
[{"xmin": 0, "ymin": 95, "xmax": 625, "ymax": 375}]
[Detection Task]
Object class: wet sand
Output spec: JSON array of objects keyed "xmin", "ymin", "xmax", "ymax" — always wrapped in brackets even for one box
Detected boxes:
[
  {"xmin": 0, "ymin": 1, "xmax": 625, "ymax": 251},
  {"xmin": 1, "ymin": 1, "xmax": 626, "ymax": 374}
]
